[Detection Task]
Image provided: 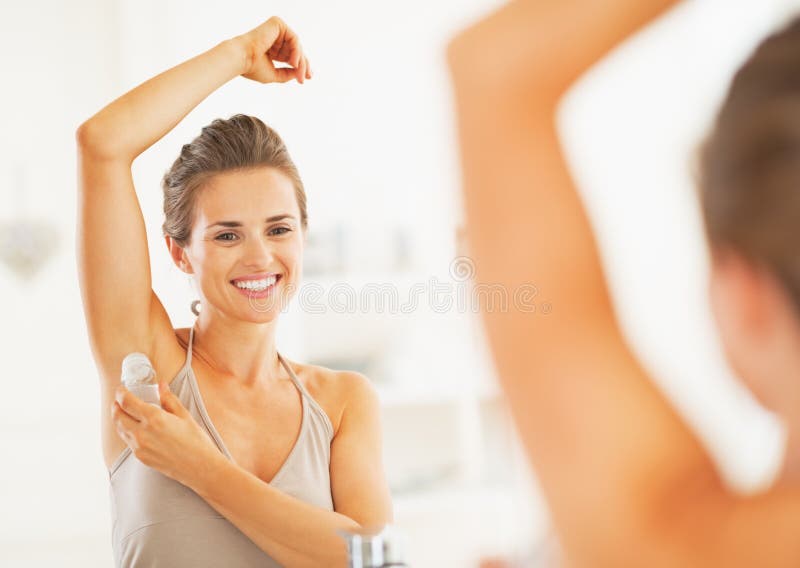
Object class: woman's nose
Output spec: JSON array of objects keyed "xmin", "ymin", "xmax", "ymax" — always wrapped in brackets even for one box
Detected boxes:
[{"xmin": 241, "ymin": 234, "xmax": 275, "ymax": 266}]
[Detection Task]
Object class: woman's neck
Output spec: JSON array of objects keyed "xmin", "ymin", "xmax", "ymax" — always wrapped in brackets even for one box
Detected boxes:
[{"xmin": 191, "ymin": 309, "xmax": 284, "ymax": 388}]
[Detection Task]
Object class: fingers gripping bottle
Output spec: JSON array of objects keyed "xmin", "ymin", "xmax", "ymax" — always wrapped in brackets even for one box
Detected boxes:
[{"xmin": 120, "ymin": 353, "xmax": 161, "ymax": 406}]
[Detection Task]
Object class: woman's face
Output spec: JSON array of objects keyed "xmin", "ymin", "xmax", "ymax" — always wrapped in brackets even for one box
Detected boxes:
[{"xmin": 180, "ymin": 166, "xmax": 304, "ymax": 323}]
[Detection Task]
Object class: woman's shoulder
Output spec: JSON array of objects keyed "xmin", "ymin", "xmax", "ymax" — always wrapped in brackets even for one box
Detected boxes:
[{"xmin": 281, "ymin": 358, "xmax": 376, "ymax": 436}]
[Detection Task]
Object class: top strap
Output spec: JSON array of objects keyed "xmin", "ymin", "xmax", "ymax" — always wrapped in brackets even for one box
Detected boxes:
[
  {"xmin": 277, "ymin": 353, "xmax": 311, "ymax": 399},
  {"xmin": 277, "ymin": 353, "xmax": 334, "ymax": 440},
  {"xmin": 186, "ymin": 323, "xmax": 195, "ymax": 368}
]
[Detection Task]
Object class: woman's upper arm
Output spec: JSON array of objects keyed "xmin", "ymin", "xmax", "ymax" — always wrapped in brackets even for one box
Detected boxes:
[
  {"xmin": 328, "ymin": 371, "xmax": 393, "ymax": 529},
  {"xmin": 76, "ymin": 128, "xmax": 166, "ymax": 382},
  {"xmin": 449, "ymin": 76, "xmax": 727, "ymax": 564},
  {"xmin": 445, "ymin": 1, "xmax": 800, "ymax": 563},
  {"xmin": 446, "ymin": 2, "xmax": 722, "ymax": 559}
]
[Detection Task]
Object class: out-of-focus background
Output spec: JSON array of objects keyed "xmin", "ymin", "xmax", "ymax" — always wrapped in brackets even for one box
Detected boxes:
[{"xmin": 2, "ymin": 0, "xmax": 800, "ymax": 566}]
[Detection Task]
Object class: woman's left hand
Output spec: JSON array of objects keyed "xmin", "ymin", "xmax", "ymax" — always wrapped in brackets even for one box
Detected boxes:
[{"xmin": 112, "ymin": 381, "xmax": 222, "ymax": 488}]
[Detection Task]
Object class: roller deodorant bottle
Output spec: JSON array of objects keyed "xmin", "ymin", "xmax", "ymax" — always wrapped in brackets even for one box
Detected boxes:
[{"xmin": 120, "ymin": 352, "xmax": 161, "ymax": 406}]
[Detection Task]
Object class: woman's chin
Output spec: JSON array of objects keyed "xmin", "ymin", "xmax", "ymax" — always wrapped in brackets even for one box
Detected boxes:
[
  {"xmin": 238, "ymin": 294, "xmax": 291, "ymax": 323},
  {"xmin": 236, "ymin": 300, "xmax": 283, "ymax": 322}
]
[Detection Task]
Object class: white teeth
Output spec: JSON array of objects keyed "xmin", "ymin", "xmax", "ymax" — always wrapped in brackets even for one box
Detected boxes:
[{"xmin": 234, "ymin": 276, "xmax": 277, "ymax": 291}]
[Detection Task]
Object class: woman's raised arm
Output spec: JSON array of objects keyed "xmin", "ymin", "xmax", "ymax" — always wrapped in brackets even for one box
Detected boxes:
[
  {"xmin": 448, "ymin": 1, "xmax": 800, "ymax": 566},
  {"xmin": 77, "ymin": 17, "xmax": 309, "ymax": 159},
  {"xmin": 75, "ymin": 17, "xmax": 310, "ymax": 393}
]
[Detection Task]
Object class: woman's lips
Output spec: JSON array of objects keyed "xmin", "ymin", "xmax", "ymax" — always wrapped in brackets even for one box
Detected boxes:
[
  {"xmin": 231, "ymin": 272, "xmax": 279, "ymax": 283},
  {"xmin": 230, "ymin": 275, "xmax": 282, "ymax": 300}
]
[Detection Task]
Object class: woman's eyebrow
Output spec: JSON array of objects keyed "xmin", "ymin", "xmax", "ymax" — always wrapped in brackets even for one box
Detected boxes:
[{"xmin": 205, "ymin": 214, "xmax": 296, "ymax": 229}]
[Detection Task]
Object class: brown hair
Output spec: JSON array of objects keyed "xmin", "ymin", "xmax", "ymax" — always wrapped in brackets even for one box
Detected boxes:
[
  {"xmin": 699, "ymin": 15, "xmax": 800, "ymax": 308},
  {"xmin": 162, "ymin": 114, "xmax": 308, "ymax": 248}
]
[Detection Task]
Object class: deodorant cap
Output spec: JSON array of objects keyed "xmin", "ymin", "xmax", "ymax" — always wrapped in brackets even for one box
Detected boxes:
[{"xmin": 121, "ymin": 352, "xmax": 156, "ymax": 385}]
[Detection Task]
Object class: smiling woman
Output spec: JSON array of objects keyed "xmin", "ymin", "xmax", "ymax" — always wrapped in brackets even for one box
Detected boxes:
[
  {"xmin": 166, "ymin": 160, "xmax": 303, "ymax": 320},
  {"xmin": 76, "ymin": 14, "xmax": 392, "ymax": 568}
]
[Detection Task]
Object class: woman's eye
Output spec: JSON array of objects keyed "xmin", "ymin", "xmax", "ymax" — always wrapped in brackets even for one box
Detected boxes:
[{"xmin": 215, "ymin": 228, "xmax": 290, "ymax": 241}]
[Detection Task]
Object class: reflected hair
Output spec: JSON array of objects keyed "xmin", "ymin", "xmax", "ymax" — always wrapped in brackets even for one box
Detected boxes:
[{"xmin": 698, "ymin": 15, "xmax": 800, "ymax": 310}]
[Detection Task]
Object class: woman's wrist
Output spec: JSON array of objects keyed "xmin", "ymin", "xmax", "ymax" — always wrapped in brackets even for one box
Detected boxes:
[
  {"xmin": 221, "ymin": 35, "xmax": 250, "ymax": 77},
  {"xmin": 192, "ymin": 450, "xmax": 234, "ymax": 501}
]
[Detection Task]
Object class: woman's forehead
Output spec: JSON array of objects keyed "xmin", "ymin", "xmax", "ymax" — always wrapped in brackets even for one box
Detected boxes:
[{"xmin": 196, "ymin": 168, "xmax": 299, "ymax": 220}]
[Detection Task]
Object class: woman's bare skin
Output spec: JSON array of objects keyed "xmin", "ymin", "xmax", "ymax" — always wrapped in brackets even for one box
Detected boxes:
[{"xmin": 448, "ymin": 1, "xmax": 800, "ymax": 566}]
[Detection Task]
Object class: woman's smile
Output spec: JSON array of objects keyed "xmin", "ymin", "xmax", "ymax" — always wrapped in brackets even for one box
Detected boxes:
[{"xmin": 230, "ymin": 273, "xmax": 283, "ymax": 299}]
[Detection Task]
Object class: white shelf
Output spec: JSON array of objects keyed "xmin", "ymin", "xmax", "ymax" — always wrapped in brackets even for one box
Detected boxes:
[{"xmin": 392, "ymin": 483, "xmax": 518, "ymax": 517}]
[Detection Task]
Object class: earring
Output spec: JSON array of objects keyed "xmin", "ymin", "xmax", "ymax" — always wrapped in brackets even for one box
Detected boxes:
[{"xmin": 191, "ymin": 300, "xmax": 201, "ymax": 316}]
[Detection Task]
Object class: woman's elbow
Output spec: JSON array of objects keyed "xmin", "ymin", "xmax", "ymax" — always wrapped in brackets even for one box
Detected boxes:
[{"xmin": 75, "ymin": 120, "xmax": 127, "ymax": 160}]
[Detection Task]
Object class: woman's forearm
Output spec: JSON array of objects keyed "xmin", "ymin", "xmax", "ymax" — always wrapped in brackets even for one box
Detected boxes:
[
  {"xmin": 77, "ymin": 37, "xmax": 247, "ymax": 160},
  {"xmin": 194, "ymin": 454, "xmax": 359, "ymax": 568},
  {"xmin": 446, "ymin": 0, "xmax": 679, "ymax": 97}
]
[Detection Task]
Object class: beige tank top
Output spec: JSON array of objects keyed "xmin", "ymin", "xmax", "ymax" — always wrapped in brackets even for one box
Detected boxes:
[{"xmin": 107, "ymin": 323, "xmax": 335, "ymax": 567}]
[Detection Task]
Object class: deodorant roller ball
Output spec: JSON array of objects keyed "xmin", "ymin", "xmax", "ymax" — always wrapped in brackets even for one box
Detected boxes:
[{"xmin": 120, "ymin": 352, "xmax": 161, "ymax": 406}]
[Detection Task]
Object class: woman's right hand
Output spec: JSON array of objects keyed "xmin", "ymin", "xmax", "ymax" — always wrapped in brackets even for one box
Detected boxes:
[{"xmin": 233, "ymin": 16, "xmax": 312, "ymax": 85}]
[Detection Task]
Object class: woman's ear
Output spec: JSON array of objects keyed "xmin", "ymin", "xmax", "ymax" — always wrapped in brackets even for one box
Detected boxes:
[
  {"xmin": 180, "ymin": 255, "xmax": 194, "ymax": 275},
  {"xmin": 715, "ymin": 248, "xmax": 775, "ymax": 336},
  {"xmin": 165, "ymin": 236, "xmax": 193, "ymax": 274}
]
